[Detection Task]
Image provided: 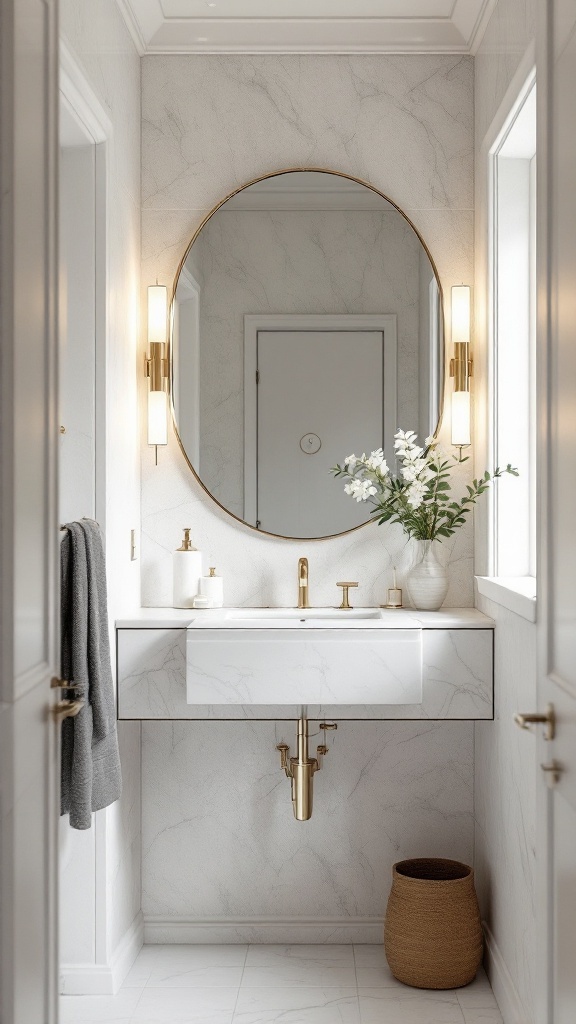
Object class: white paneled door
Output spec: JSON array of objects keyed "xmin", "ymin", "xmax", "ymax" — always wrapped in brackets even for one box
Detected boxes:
[
  {"xmin": 0, "ymin": 0, "xmax": 60, "ymax": 1022},
  {"xmin": 536, "ymin": 3, "xmax": 576, "ymax": 1021}
]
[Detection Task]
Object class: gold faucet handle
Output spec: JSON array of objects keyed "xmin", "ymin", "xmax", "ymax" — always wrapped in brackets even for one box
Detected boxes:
[{"xmin": 336, "ymin": 582, "xmax": 358, "ymax": 610}]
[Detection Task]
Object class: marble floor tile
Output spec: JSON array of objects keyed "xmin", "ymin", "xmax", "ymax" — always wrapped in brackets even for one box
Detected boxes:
[
  {"xmin": 145, "ymin": 964, "xmax": 244, "ymax": 988},
  {"xmin": 242, "ymin": 963, "xmax": 357, "ymax": 988},
  {"xmin": 132, "ymin": 987, "xmax": 240, "ymax": 1021},
  {"xmin": 460, "ymin": 1011, "xmax": 503, "ymax": 1024},
  {"xmin": 60, "ymin": 989, "xmax": 143, "ymax": 1022},
  {"xmin": 358, "ymin": 988, "xmax": 465, "ymax": 1024},
  {"xmin": 456, "ymin": 970, "xmax": 501, "ymax": 1011},
  {"xmin": 245, "ymin": 945, "xmax": 354, "ymax": 966},
  {"xmin": 59, "ymin": 944, "xmax": 504, "ymax": 1024},
  {"xmin": 232, "ymin": 1009, "xmax": 359, "ymax": 1024},
  {"xmin": 235, "ymin": 988, "xmax": 359, "ymax": 1012}
]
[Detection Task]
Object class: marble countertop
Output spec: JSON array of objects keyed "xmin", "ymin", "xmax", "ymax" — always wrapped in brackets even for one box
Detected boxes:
[{"xmin": 115, "ymin": 607, "xmax": 495, "ymax": 629}]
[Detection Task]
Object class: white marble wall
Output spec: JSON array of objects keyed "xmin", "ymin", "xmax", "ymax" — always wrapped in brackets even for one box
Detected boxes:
[
  {"xmin": 142, "ymin": 719, "xmax": 474, "ymax": 936},
  {"xmin": 190, "ymin": 207, "xmax": 423, "ymax": 517},
  {"xmin": 60, "ymin": 0, "xmax": 142, "ymax": 985},
  {"xmin": 138, "ymin": 53, "xmax": 477, "ymax": 941},
  {"xmin": 474, "ymin": 2, "xmax": 537, "ymax": 1018},
  {"xmin": 140, "ymin": 54, "xmax": 475, "ymax": 608}
]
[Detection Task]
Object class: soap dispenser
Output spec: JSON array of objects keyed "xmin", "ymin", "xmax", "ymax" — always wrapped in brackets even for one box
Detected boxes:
[
  {"xmin": 199, "ymin": 567, "xmax": 224, "ymax": 609},
  {"xmin": 173, "ymin": 529, "xmax": 203, "ymax": 608}
]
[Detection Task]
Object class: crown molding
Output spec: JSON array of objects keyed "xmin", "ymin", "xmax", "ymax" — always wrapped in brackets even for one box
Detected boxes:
[{"xmin": 115, "ymin": 0, "xmax": 496, "ymax": 55}]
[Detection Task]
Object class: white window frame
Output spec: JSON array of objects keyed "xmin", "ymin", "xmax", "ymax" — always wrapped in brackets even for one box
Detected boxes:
[{"xmin": 476, "ymin": 72, "xmax": 537, "ymax": 623}]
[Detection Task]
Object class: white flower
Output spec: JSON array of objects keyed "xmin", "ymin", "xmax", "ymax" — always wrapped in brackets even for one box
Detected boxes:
[
  {"xmin": 394, "ymin": 429, "xmax": 418, "ymax": 445},
  {"xmin": 401, "ymin": 464, "xmax": 419, "ymax": 482},
  {"xmin": 365, "ymin": 448, "xmax": 389, "ymax": 474},
  {"xmin": 344, "ymin": 479, "xmax": 377, "ymax": 502},
  {"xmin": 344, "ymin": 454, "xmax": 357, "ymax": 472},
  {"xmin": 406, "ymin": 480, "xmax": 427, "ymax": 509},
  {"xmin": 401, "ymin": 445, "xmax": 425, "ymax": 463},
  {"xmin": 424, "ymin": 435, "xmax": 436, "ymax": 448}
]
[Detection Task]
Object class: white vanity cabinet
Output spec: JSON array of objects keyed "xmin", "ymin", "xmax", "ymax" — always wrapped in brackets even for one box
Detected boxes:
[{"xmin": 116, "ymin": 609, "xmax": 494, "ymax": 721}]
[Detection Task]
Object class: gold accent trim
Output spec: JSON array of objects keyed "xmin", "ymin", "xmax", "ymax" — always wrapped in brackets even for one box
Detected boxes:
[
  {"xmin": 449, "ymin": 341, "xmax": 473, "ymax": 393},
  {"xmin": 297, "ymin": 556, "xmax": 309, "ymax": 609},
  {"xmin": 145, "ymin": 341, "xmax": 169, "ymax": 392},
  {"xmin": 169, "ymin": 167, "xmax": 446, "ymax": 542}
]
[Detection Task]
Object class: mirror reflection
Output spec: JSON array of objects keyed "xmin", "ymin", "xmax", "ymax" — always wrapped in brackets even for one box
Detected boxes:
[{"xmin": 172, "ymin": 170, "xmax": 443, "ymax": 539}]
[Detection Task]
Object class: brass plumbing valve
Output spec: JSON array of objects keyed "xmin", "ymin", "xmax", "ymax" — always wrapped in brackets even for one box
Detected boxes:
[{"xmin": 276, "ymin": 719, "xmax": 337, "ymax": 821}]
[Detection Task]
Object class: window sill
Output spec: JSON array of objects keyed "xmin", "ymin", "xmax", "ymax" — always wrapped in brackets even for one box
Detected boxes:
[{"xmin": 475, "ymin": 576, "xmax": 537, "ymax": 622}]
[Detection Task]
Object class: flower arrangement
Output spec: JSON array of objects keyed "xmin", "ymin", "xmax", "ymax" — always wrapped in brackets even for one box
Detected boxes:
[{"xmin": 332, "ymin": 429, "xmax": 518, "ymax": 542}]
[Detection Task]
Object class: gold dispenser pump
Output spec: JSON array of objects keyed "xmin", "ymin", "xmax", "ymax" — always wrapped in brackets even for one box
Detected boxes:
[{"xmin": 276, "ymin": 718, "xmax": 337, "ymax": 820}]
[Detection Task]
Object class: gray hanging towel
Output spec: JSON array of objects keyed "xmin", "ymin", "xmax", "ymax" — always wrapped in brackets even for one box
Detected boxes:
[{"xmin": 60, "ymin": 519, "xmax": 122, "ymax": 829}]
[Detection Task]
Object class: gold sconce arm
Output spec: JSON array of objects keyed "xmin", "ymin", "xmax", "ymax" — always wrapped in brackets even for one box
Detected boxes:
[
  {"xmin": 145, "ymin": 342, "xmax": 169, "ymax": 392},
  {"xmin": 449, "ymin": 342, "xmax": 473, "ymax": 392}
]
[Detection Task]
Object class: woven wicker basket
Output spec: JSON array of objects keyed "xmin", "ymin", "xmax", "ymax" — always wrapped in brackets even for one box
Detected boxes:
[{"xmin": 384, "ymin": 858, "xmax": 483, "ymax": 989}]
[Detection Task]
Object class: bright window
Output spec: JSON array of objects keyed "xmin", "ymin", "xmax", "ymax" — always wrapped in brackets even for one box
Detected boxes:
[{"xmin": 491, "ymin": 82, "xmax": 537, "ymax": 582}]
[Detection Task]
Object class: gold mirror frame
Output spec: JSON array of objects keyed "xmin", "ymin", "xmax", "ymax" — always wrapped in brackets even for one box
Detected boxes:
[{"xmin": 169, "ymin": 167, "xmax": 445, "ymax": 542}]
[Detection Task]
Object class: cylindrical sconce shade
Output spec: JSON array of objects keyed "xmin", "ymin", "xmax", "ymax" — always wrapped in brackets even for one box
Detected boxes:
[
  {"xmin": 451, "ymin": 286, "xmax": 471, "ymax": 345},
  {"xmin": 451, "ymin": 391, "xmax": 471, "ymax": 447},
  {"xmin": 148, "ymin": 285, "xmax": 168, "ymax": 345},
  {"xmin": 148, "ymin": 389, "xmax": 168, "ymax": 446}
]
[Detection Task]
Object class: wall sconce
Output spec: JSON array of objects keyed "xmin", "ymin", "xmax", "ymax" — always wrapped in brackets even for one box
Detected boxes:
[
  {"xmin": 450, "ymin": 285, "xmax": 472, "ymax": 452},
  {"xmin": 145, "ymin": 285, "xmax": 169, "ymax": 456}
]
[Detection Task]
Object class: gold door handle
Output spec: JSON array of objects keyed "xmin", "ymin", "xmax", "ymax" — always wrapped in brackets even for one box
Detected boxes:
[
  {"xmin": 51, "ymin": 699, "xmax": 84, "ymax": 722},
  {"xmin": 541, "ymin": 760, "xmax": 563, "ymax": 787},
  {"xmin": 50, "ymin": 676, "xmax": 80, "ymax": 690},
  {"xmin": 336, "ymin": 582, "xmax": 358, "ymax": 610},
  {"xmin": 513, "ymin": 703, "xmax": 556, "ymax": 740}
]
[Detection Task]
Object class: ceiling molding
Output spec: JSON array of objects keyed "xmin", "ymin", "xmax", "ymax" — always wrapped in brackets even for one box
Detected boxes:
[
  {"xmin": 116, "ymin": 0, "xmax": 495, "ymax": 55},
  {"xmin": 468, "ymin": 0, "xmax": 498, "ymax": 55},
  {"xmin": 115, "ymin": 0, "xmax": 147, "ymax": 55}
]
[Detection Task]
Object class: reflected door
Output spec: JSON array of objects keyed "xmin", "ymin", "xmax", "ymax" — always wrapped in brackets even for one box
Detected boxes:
[{"xmin": 255, "ymin": 329, "xmax": 386, "ymax": 537}]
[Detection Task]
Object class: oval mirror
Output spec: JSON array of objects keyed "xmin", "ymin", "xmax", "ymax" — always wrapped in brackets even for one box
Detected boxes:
[{"xmin": 171, "ymin": 169, "xmax": 444, "ymax": 540}]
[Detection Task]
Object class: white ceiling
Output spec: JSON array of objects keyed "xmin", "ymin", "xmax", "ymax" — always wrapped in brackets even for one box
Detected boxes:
[{"xmin": 117, "ymin": 0, "xmax": 496, "ymax": 55}]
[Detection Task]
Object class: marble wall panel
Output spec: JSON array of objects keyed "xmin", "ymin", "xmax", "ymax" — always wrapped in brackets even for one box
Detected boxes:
[
  {"xmin": 141, "ymin": 719, "xmax": 474, "ymax": 924},
  {"xmin": 140, "ymin": 54, "xmax": 475, "ymax": 608}
]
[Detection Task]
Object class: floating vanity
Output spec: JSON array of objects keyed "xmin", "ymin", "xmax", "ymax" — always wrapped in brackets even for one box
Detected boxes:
[{"xmin": 116, "ymin": 608, "xmax": 494, "ymax": 721}]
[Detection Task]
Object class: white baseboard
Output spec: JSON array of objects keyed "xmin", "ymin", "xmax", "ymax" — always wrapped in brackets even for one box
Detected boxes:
[
  {"xmin": 483, "ymin": 922, "xmax": 531, "ymax": 1024},
  {"xmin": 60, "ymin": 911, "xmax": 143, "ymax": 996},
  {"xmin": 144, "ymin": 915, "xmax": 384, "ymax": 945}
]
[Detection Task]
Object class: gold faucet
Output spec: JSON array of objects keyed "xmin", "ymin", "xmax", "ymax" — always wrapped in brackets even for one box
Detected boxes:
[
  {"xmin": 277, "ymin": 718, "xmax": 337, "ymax": 820},
  {"xmin": 297, "ymin": 556, "xmax": 309, "ymax": 609}
]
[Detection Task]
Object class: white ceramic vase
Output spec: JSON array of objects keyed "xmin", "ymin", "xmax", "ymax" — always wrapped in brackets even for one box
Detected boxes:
[{"xmin": 406, "ymin": 539, "xmax": 448, "ymax": 612}]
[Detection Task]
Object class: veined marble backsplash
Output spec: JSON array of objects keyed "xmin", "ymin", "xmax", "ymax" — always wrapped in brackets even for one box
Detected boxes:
[
  {"xmin": 142, "ymin": 720, "xmax": 474, "ymax": 933},
  {"xmin": 141, "ymin": 54, "xmax": 474, "ymax": 608}
]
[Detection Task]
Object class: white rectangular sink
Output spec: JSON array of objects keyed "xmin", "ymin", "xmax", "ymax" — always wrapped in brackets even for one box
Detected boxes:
[
  {"xmin": 186, "ymin": 612, "xmax": 423, "ymax": 705},
  {"xmin": 189, "ymin": 607, "xmax": 415, "ymax": 629}
]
